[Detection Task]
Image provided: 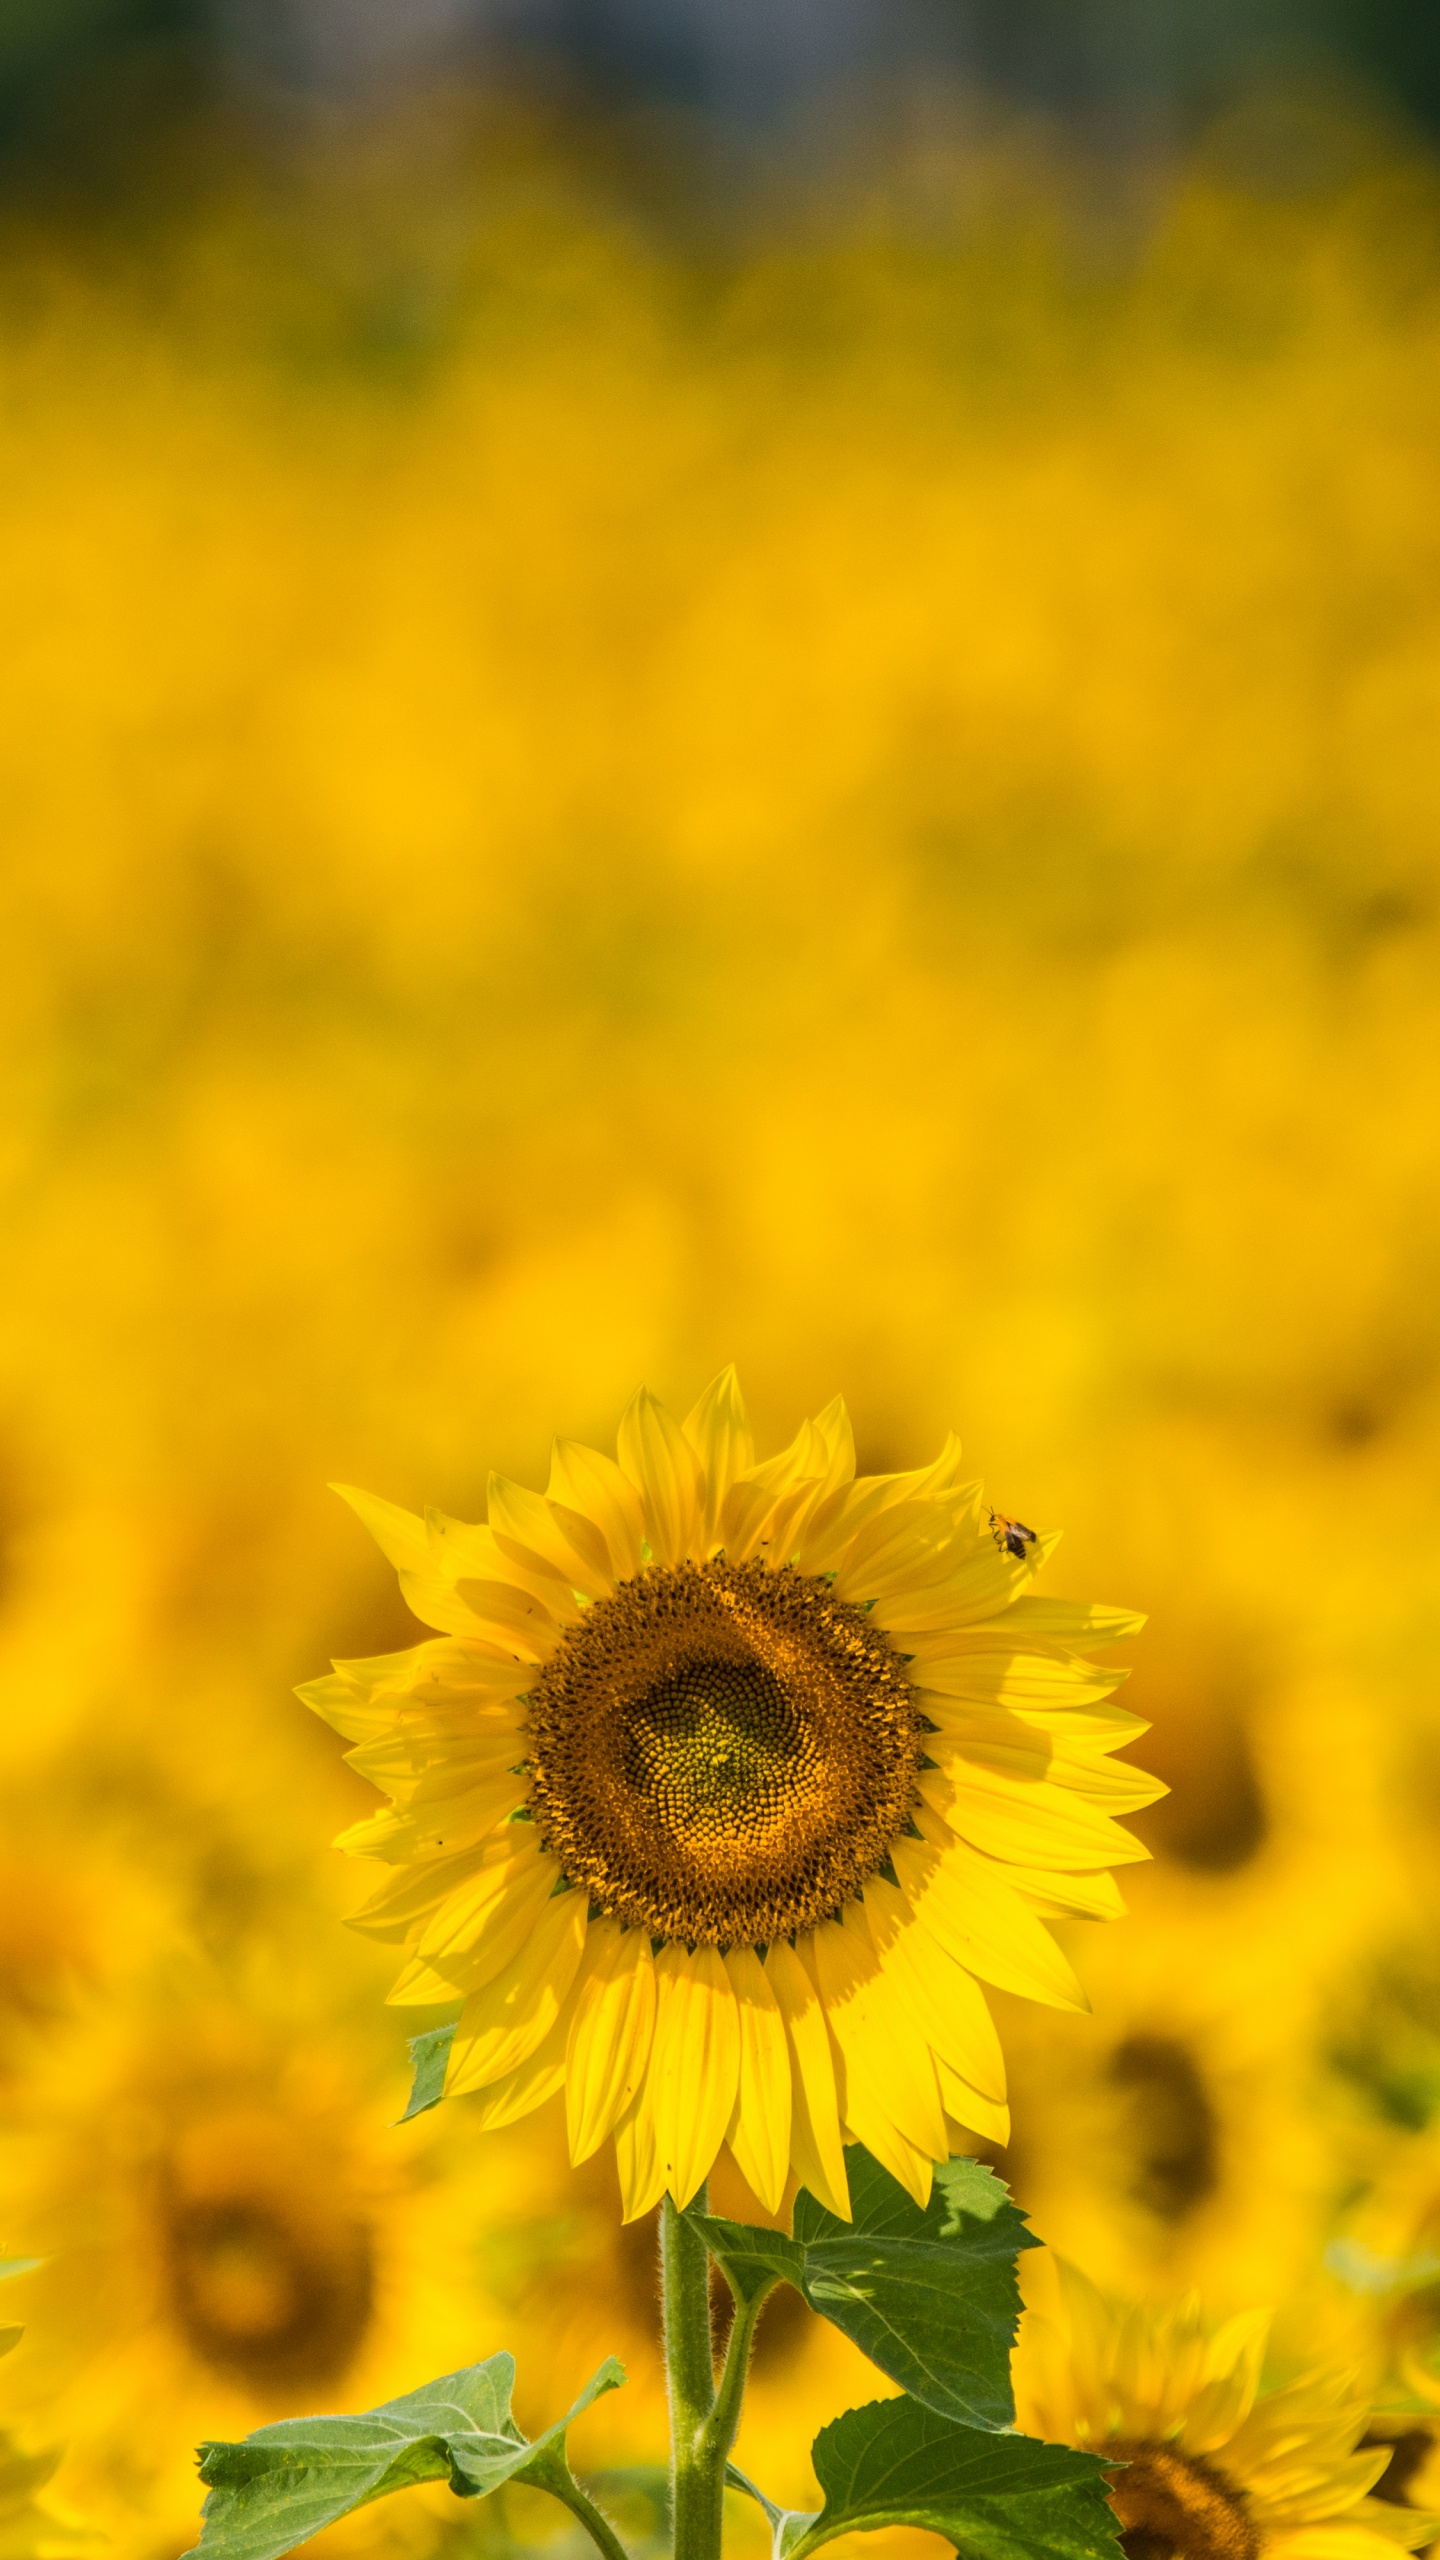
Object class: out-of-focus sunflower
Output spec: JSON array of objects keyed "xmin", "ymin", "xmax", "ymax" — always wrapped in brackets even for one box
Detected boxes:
[
  {"xmin": 305, "ymin": 1370, "xmax": 1158, "ymax": 2219},
  {"xmin": 1317, "ymin": 2116, "xmax": 1440, "ymax": 2389},
  {"xmin": 0, "ymin": 1969, "xmax": 515, "ymax": 2556},
  {"xmin": 996, "ymin": 1885, "xmax": 1341, "ymax": 2319},
  {"xmin": 1373, "ymin": 2347, "xmax": 1440, "ymax": 2524},
  {"xmin": 0, "ymin": 2312, "xmax": 87, "ymax": 2560},
  {"xmin": 0, "ymin": 2434, "xmax": 72, "ymax": 2560},
  {"xmin": 1015, "ymin": 2259, "xmax": 1434, "ymax": 2560}
]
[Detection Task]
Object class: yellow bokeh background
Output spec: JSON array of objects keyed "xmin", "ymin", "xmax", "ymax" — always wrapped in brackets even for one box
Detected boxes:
[{"xmin": 3, "ymin": 84, "xmax": 1440, "ymax": 2559}]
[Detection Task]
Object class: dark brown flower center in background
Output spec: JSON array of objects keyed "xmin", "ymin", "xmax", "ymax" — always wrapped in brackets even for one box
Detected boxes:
[
  {"xmin": 1106, "ymin": 2442, "xmax": 1260, "ymax": 2560},
  {"xmin": 525, "ymin": 1558, "xmax": 923, "ymax": 1944},
  {"xmin": 159, "ymin": 2122, "xmax": 373, "ymax": 2393}
]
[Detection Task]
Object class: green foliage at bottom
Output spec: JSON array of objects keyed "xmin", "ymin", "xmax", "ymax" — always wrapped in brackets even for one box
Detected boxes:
[
  {"xmin": 185, "ymin": 2144, "xmax": 1122, "ymax": 2560},
  {"xmin": 692, "ymin": 2147, "xmax": 1035, "ymax": 2429},
  {"xmin": 187, "ymin": 2355, "xmax": 624, "ymax": 2560},
  {"xmin": 732, "ymin": 2396, "xmax": 1118, "ymax": 2560}
]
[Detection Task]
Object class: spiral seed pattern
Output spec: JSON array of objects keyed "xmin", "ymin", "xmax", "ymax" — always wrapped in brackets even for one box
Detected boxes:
[{"xmin": 525, "ymin": 1556, "xmax": 924, "ymax": 1944}]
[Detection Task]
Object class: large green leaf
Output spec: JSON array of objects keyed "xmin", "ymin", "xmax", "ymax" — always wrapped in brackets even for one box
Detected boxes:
[
  {"xmin": 730, "ymin": 2396, "xmax": 1120, "ymax": 2560},
  {"xmin": 692, "ymin": 2147, "xmax": 1035, "ymax": 2428},
  {"xmin": 187, "ymin": 2353, "xmax": 624, "ymax": 2560}
]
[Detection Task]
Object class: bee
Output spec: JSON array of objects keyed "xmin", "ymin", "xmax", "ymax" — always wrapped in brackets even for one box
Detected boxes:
[{"xmin": 989, "ymin": 1509, "xmax": 1037, "ymax": 1561}]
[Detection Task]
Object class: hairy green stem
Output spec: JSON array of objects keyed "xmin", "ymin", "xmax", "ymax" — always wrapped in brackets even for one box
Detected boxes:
[
  {"xmin": 530, "ymin": 2465, "xmax": 634, "ymax": 2560},
  {"xmin": 662, "ymin": 2188, "xmax": 723, "ymax": 2560},
  {"xmin": 700, "ymin": 2278, "xmax": 774, "ymax": 2483}
]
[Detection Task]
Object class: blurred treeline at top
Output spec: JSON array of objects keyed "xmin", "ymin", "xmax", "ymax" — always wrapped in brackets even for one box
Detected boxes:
[{"xmin": 2, "ymin": 0, "xmax": 1439, "ymax": 211}]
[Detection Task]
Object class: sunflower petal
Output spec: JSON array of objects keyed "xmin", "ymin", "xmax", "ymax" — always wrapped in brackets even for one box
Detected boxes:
[
  {"xmin": 416, "ymin": 1834, "xmax": 559, "ymax": 1974},
  {"xmin": 809, "ymin": 1395, "xmax": 857, "ymax": 1492},
  {"xmin": 791, "ymin": 1481, "xmax": 883, "ymax": 1575},
  {"xmin": 724, "ymin": 1944, "xmax": 791, "ymax": 2214},
  {"xmin": 1181, "ymin": 2311, "xmax": 1271, "ymax": 2451},
  {"xmin": 685, "ymin": 1367, "xmax": 756, "ymax": 1547},
  {"xmin": 549, "ymin": 1438, "xmax": 646, "ymax": 1580},
  {"xmin": 804, "ymin": 1912, "xmax": 946, "ymax": 2181},
  {"xmin": 936, "ymin": 2071, "xmax": 1012, "ymax": 2148},
  {"xmin": 446, "ymin": 1887, "xmax": 588, "ymax": 2093},
  {"xmin": 462, "ymin": 2006, "xmax": 571, "ymax": 2131},
  {"xmin": 614, "ymin": 2077, "xmax": 669, "ymax": 2222},
  {"xmin": 336, "ymin": 1768, "xmax": 527, "ymax": 1863},
  {"xmin": 995, "ymin": 1596, "xmax": 1148, "ymax": 1648},
  {"xmin": 346, "ymin": 1846, "xmax": 481, "ymax": 1942},
  {"xmin": 392, "ymin": 1571, "xmax": 490, "ymax": 1637},
  {"xmin": 340, "ymin": 1634, "xmax": 532, "ymax": 1702},
  {"xmin": 386, "ymin": 1953, "xmax": 468, "ymax": 2005},
  {"xmin": 853, "ymin": 1527, "xmax": 996, "ymax": 1605},
  {"xmin": 450, "ymin": 1578, "xmax": 572, "ymax": 1651},
  {"xmin": 566, "ymin": 1922, "xmax": 658, "ymax": 2164},
  {"xmin": 1011, "ymin": 1867, "xmax": 1128, "ymax": 1921},
  {"xmin": 754, "ymin": 1476, "xmax": 835, "ymax": 1568},
  {"xmin": 649, "ymin": 1943, "xmax": 740, "ymax": 2208},
  {"xmin": 766, "ymin": 1937, "xmax": 850, "ymax": 2220},
  {"xmin": 911, "ymin": 1436, "xmax": 975, "ymax": 1500},
  {"xmin": 895, "ymin": 1818, "xmax": 1088, "ymax": 2011},
  {"xmin": 738, "ymin": 1416, "xmax": 827, "ymax": 1499},
  {"xmin": 928, "ymin": 1730, "xmax": 1164, "ymax": 1816},
  {"xmin": 379, "ymin": 1737, "xmax": 528, "ymax": 1809},
  {"xmin": 617, "ymin": 1391, "xmax": 705, "ymax": 1566},
  {"xmin": 792, "ymin": 1458, "xmax": 973, "ymax": 1576},
  {"xmin": 331, "ymin": 1484, "xmax": 431, "ymax": 1572},
  {"xmin": 298, "ymin": 1671, "xmax": 400, "ymax": 1744},
  {"xmin": 487, "ymin": 1475, "xmax": 615, "ymax": 1597},
  {"xmin": 862, "ymin": 1874, "xmax": 1007, "ymax": 2101},
  {"xmin": 873, "ymin": 1532, "xmax": 1061, "ymax": 1631},
  {"xmin": 828, "ymin": 1501, "xmax": 957, "ymax": 1602},
  {"xmin": 923, "ymin": 1707, "xmax": 1161, "ymax": 1807},
  {"xmin": 1266, "ymin": 2530, "xmax": 1436, "ymax": 2558},
  {"xmin": 915, "ymin": 1651, "xmax": 1127, "ymax": 1709},
  {"xmin": 715, "ymin": 1475, "xmax": 782, "ymax": 1564},
  {"xmin": 918, "ymin": 1763, "xmax": 1151, "ymax": 1873}
]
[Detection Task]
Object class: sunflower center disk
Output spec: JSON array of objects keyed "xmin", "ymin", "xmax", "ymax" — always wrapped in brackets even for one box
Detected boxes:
[
  {"xmin": 525, "ymin": 1558, "xmax": 925, "ymax": 1945},
  {"xmin": 1107, "ymin": 2443, "xmax": 1261, "ymax": 2560},
  {"xmin": 624, "ymin": 1658, "xmax": 811, "ymax": 1847}
]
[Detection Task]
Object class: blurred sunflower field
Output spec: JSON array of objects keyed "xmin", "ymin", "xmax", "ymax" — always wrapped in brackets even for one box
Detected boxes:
[{"xmin": 3, "ymin": 37, "xmax": 1440, "ymax": 2560}]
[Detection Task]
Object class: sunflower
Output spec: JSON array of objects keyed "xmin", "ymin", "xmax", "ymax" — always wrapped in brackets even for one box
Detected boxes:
[
  {"xmin": 0, "ymin": 2431, "xmax": 72, "ymax": 2560},
  {"xmin": 1014, "ymin": 2258, "xmax": 1435, "ymax": 2560},
  {"xmin": 0, "ymin": 1965, "xmax": 535, "ymax": 2558},
  {"xmin": 304, "ymin": 1372, "xmax": 1159, "ymax": 2221},
  {"xmin": 0, "ymin": 2326, "xmax": 84, "ymax": 2560},
  {"xmin": 995, "ymin": 1881, "xmax": 1344, "ymax": 2322}
]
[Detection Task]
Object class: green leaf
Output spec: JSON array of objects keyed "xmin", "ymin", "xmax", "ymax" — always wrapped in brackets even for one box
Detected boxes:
[
  {"xmin": 743, "ymin": 2396, "xmax": 1120, "ymax": 2560},
  {"xmin": 187, "ymin": 2353, "xmax": 624, "ymax": 2560},
  {"xmin": 693, "ymin": 2147, "xmax": 1035, "ymax": 2429},
  {"xmin": 399, "ymin": 2023, "xmax": 456, "ymax": 2122},
  {"xmin": 794, "ymin": 2148, "xmax": 1024, "ymax": 2249},
  {"xmin": 692, "ymin": 2223, "xmax": 803, "ymax": 2309}
]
